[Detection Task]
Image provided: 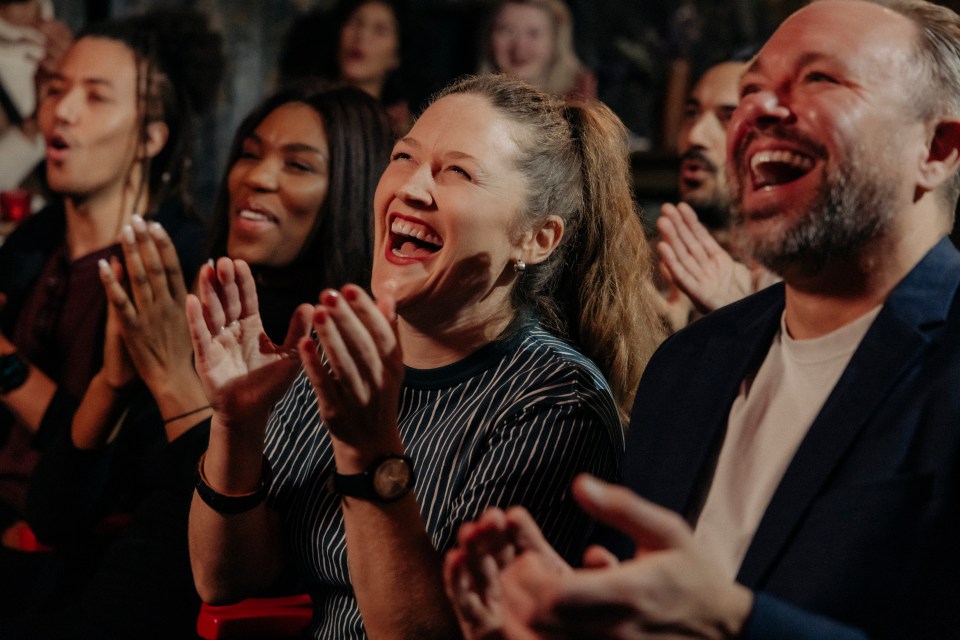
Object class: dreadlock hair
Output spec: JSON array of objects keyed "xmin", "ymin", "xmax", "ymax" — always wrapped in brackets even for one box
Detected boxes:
[{"xmin": 79, "ymin": 7, "xmax": 224, "ymax": 217}]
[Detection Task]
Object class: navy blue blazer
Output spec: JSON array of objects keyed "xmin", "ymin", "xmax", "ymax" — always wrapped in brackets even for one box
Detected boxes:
[{"xmin": 621, "ymin": 237, "xmax": 960, "ymax": 639}]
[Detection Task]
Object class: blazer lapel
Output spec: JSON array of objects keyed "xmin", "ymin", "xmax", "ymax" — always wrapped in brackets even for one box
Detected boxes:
[
  {"xmin": 628, "ymin": 292, "xmax": 784, "ymax": 517},
  {"xmin": 737, "ymin": 238, "xmax": 960, "ymax": 588}
]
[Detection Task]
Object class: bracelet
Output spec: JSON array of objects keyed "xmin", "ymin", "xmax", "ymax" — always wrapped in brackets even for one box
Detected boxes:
[
  {"xmin": 163, "ymin": 404, "xmax": 211, "ymax": 425},
  {"xmin": 194, "ymin": 452, "xmax": 273, "ymax": 516}
]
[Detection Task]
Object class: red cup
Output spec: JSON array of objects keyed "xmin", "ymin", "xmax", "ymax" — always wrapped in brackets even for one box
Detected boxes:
[{"xmin": 0, "ymin": 190, "xmax": 31, "ymax": 222}]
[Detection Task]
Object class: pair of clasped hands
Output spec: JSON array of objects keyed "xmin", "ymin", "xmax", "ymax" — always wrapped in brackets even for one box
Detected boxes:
[{"xmin": 99, "ymin": 215, "xmax": 403, "ymax": 450}]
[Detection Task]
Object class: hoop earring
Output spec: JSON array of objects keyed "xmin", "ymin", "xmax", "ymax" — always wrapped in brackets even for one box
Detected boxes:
[{"xmin": 513, "ymin": 259, "xmax": 526, "ymax": 274}]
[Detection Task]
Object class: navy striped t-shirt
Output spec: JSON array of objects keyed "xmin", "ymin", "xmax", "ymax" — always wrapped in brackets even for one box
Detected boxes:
[{"xmin": 264, "ymin": 323, "xmax": 624, "ymax": 638}]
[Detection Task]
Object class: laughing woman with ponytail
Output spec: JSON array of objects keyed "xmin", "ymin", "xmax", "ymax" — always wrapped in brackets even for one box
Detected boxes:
[{"xmin": 187, "ymin": 74, "xmax": 664, "ymax": 639}]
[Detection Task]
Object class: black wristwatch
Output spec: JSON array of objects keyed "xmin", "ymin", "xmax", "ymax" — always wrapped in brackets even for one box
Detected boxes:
[
  {"xmin": 0, "ymin": 352, "xmax": 29, "ymax": 395},
  {"xmin": 331, "ymin": 455, "xmax": 415, "ymax": 503}
]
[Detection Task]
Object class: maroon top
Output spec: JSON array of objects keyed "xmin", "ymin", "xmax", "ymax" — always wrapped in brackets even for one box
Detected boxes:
[{"xmin": 13, "ymin": 242, "xmax": 121, "ymax": 399}]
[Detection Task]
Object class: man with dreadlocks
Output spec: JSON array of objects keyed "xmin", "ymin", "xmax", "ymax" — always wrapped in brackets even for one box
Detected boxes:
[{"xmin": 0, "ymin": 6, "xmax": 222, "ymax": 584}]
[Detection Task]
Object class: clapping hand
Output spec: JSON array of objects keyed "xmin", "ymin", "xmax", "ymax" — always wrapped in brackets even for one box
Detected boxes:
[
  {"xmin": 487, "ymin": 476, "xmax": 753, "ymax": 639},
  {"xmin": 98, "ymin": 216, "xmax": 194, "ymax": 394},
  {"xmin": 657, "ymin": 203, "xmax": 754, "ymax": 314},
  {"xmin": 299, "ymin": 284, "xmax": 404, "ymax": 458},
  {"xmin": 443, "ymin": 507, "xmax": 575, "ymax": 640},
  {"xmin": 186, "ymin": 257, "xmax": 312, "ymax": 431}
]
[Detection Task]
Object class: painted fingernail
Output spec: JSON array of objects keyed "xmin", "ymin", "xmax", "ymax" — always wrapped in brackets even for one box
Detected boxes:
[
  {"xmin": 121, "ymin": 225, "xmax": 135, "ymax": 245},
  {"xmin": 131, "ymin": 214, "xmax": 147, "ymax": 233},
  {"xmin": 343, "ymin": 286, "xmax": 358, "ymax": 302},
  {"xmin": 314, "ymin": 308, "xmax": 328, "ymax": 325},
  {"xmin": 322, "ymin": 290, "xmax": 339, "ymax": 307},
  {"xmin": 148, "ymin": 221, "xmax": 166, "ymax": 239},
  {"xmin": 97, "ymin": 258, "xmax": 110, "ymax": 275}
]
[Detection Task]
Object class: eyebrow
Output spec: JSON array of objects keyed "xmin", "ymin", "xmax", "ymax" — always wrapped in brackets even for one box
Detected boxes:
[
  {"xmin": 45, "ymin": 72, "xmax": 116, "ymax": 89},
  {"xmin": 397, "ymin": 137, "xmax": 479, "ymax": 163},
  {"xmin": 247, "ymin": 133, "xmax": 326, "ymax": 156},
  {"xmin": 745, "ymin": 51, "xmax": 840, "ymax": 77}
]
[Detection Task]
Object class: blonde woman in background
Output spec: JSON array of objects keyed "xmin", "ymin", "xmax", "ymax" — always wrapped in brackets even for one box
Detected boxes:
[{"xmin": 479, "ymin": 0, "xmax": 596, "ymax": 100}]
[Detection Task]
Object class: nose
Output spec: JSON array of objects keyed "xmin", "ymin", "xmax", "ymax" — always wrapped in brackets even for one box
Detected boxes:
[
  {"xmin": 686, "ymin": 112, "xmax": 723, "ymax": 150},
  {"xmin": 396, "ymin": 163, "xmax": 435, "ymax": 207},
  {"xmin": 737, "ymin": 90, "xmax": 793, "ymax": 129},
  {"xmin": 242, "ymin": 156, "xmax": 280, "ymax": 192},
  {"xmin": 52, "ymin": 87, "xmax": 82, "ymax": 125}
]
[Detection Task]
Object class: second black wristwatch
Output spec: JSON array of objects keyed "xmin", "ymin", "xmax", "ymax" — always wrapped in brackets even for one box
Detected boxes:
[{"xmin": 331, "ymin": 455, "xmax": 415, "ymax": 503}]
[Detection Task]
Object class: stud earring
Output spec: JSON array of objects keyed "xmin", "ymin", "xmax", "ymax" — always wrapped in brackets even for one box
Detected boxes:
[{"xmin": 513, "ymin": 258, "xmax": 526, "ymax": 274}]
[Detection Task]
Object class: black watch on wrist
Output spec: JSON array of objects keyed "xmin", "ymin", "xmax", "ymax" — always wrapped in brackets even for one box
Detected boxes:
[
  {"xmin": 332, "ymin": 455, "xmax": 415, "ymax": 503},
  {"xmin": 0, "ymin": 352, "xmax": 29, "ymax": 395}
]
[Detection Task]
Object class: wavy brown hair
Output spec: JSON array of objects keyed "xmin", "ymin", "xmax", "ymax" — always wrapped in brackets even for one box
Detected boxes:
[{"xmin": 435, "ymin": 74, "xmax": 665, "ymax": 422}]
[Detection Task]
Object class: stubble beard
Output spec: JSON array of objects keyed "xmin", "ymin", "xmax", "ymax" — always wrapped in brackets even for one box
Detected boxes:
[{"xmin": 731, "ymin": 142, "xmax": 899, "ymax": 279}]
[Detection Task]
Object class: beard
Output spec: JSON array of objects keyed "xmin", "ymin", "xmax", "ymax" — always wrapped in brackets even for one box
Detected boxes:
[{"xmin": 731, "ymin": 138, "xmax": 899, "ymax": 278}]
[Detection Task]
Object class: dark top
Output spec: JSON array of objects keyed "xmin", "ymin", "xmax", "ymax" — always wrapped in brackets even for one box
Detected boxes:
[
  {"xmin": 265, "ymin": 323, "xmax": 624, "ymax": 639},
  {"xmin": 0, "ymin": 201, "xmax": 206, "ymax": 517},
  {"xmin": 620, "ymin": 238, "xmax": 960, "ymax": 639}
]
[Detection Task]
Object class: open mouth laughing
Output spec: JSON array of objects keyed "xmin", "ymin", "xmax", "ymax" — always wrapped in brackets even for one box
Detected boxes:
[
  {"xmin": 389, "ymin": 214, "xmax": 443, "ymax": 260},
  {"xmin": 749, "ymin": 149, "xmax": 816, "ymax": 188}
]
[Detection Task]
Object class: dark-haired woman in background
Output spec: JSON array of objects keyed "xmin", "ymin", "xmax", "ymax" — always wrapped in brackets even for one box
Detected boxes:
[
  {"xmin": 17, "ymin": 85, "xmax": 393, "ymax": 638},
  {"xmin": 280, "ymin": 0, "xmax": 411, "ymax": 133}
]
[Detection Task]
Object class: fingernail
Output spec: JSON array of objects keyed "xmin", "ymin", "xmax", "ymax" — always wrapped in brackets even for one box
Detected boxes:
[
  {"xmin": 322, "ymin": 290, "xmax": 339, "ymax": 307},
  {"xmin": 148, "ymin": 221, "xmax": 166, "ymax": 239},
  {"xmin": 314, "ymin": 308, "xmax": 327, "ymax": 325},
  {"xmin": 97, "ymin": 258, "xmax": 110, "ymax": 275},
  {"xmin": 576, "ymin": 474, "xmax": 605, "ymax": 502},
  {"xmin": 343, "ymin": 286, "xmax": 358, "ymax": 302},
  {"xmin": 121, "ymin": 225, "xmax": 135, "ymax": 244},
  {"xmin": 207, "ymin": 258, "xmax": 215, "ymax": 268},
  {"xmin": 131, "ymin": 214, "xmax": 147, "ymax": 232}
]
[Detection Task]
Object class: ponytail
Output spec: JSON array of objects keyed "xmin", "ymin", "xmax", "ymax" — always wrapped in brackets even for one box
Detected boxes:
[
  {"xmin": 435, "ymin": 74, "xmax": 665, "ymax": 423},
  {"xmin": 558, "ymin": 102, "xmax": 665, "ymax": 421}
]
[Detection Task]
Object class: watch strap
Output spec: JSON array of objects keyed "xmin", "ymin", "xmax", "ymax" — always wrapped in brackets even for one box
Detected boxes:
[{"xmin": 331, "ymin": 454, "xmax": 414, "ymax": 503}]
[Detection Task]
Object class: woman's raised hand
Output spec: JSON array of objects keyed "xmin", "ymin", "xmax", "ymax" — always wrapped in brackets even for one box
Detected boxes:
[
  {"xmin": 300, "ymin": 284, "xmax": 404, "ymax": 457},
  {"xmin": 98, "ymin": 216, "xmax": 194, "ymax": 394},
  {"xmin": 186, "ymin": 257, "xmax": 312, "ymax": 430}
]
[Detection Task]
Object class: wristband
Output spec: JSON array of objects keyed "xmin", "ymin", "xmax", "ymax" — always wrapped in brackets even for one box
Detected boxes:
[
  {"xmin": 0, "ymin": 351, "xmax": 29, "ymax": 395},
  {"xmin": 194, "ymin": 452, "xmax": 272, "ymax": 515}
]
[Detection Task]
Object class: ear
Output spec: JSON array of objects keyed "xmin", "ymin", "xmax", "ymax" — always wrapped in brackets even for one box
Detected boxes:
[
  {"xmin": 918, "ymin": 119, "xmax": 960, "ymax": 193},
  {"xmin": 142, "ymin": 121, "xmax": 169, "ymax": 160},
  {"xmin": 519, "ymin": 215, "xmax": 565, "ymax": 266}
]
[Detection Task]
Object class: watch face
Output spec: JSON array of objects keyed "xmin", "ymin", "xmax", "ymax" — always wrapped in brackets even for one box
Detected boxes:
[{"xmin": 373, "ymin": 457, "xmax": 413, "ymax": 500}]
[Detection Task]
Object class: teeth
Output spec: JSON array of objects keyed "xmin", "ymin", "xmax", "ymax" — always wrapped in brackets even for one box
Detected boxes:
[
  {"xmin": 390, "ymin": 218, "xmax": 442, "ymax": 247},
  {"xmin": 750, "ymin": 149, "xmax": 814, "ymax": 173},
  {"xmin": 239, "ymin": 209, "xmax": 271, "ymax": 222}
]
